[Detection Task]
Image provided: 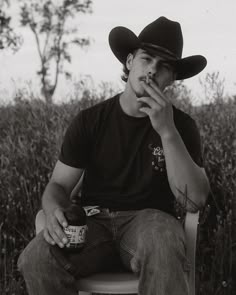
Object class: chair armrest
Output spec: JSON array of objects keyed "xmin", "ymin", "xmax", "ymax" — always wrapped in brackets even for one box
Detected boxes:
[
  {"xmin": 35, "ymin": 209, "xmax": 46, "ymax": 235},
  {"xmin": 184, "ymin": 211, "xmax": 199, "ymax": 295}
]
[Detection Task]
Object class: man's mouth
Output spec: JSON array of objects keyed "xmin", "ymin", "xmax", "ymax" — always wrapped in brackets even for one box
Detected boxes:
[
  {"xmin": 140, "ymin": 77, "xmax": 159, "ymax": 89},
  {"xmin": 140, "ymin": 75, "xmax": 152, "ymax": 85}
]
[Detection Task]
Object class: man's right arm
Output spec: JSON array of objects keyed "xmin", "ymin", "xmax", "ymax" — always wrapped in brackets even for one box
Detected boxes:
[{"xmin": 42, "ymin": 160, "xmax": 84, "ymax": 248}]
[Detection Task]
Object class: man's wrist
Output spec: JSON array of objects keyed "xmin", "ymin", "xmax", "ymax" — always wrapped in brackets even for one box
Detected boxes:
[
  {"xmin": 160, "ymin": 127, "xmax": 179, "ymax": 142},
  {"xmin": 42, "ymin": 202, "xmax": 65, "ymax": 216}
]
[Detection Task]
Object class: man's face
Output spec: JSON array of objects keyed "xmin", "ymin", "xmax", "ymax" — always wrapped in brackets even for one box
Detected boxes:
[{"xmin": 126, "ymin": 49, "xmax": 175, "ymax": 98}]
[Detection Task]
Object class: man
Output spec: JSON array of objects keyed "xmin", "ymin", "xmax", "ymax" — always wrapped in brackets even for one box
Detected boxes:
[{"xmin": 18, "ymin": 17, "xmax": 210, "ymax": 295}]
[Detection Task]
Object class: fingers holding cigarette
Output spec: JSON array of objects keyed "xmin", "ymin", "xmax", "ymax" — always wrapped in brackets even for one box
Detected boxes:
[
  {"xmin": 145, "ymin": 72, "xmax": 153, "ymax": 85},
  {"xmin": 143, "ymin": 73, "xmax": 169, "ymax": 103}
]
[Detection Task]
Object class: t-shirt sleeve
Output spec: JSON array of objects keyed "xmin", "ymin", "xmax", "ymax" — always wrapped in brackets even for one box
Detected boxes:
[
  {"xmin": 180, "ymin": 118, "xmax": 204, "ymax": 167},
  {"xmin": 59, "ymin": 111, "xmax": 91, "ymax": 168}
]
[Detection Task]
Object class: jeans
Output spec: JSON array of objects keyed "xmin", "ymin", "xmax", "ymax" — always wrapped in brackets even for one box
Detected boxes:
[{"xmin": 18, "ymin": 208, "xmax": 190, "ymax": 295}]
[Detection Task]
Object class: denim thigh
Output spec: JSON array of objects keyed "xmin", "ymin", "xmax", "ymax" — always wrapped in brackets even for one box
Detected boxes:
[{"xmin": 118, "ymin": 208, "xmax": 189, "ymax": 272}]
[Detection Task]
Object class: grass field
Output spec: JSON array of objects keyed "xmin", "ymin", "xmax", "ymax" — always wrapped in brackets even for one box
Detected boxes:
[{"xmin": 0, "ymin": 83, "xmax": 235, "ymax": 294}]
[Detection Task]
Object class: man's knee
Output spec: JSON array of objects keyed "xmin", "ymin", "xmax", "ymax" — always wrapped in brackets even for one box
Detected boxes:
[
  {"xmin": 18, "ymin": 231, "xmax": 52, "ymax": 275},
  {"xmin": 18, "ymin": 232, "xmax": 78, "ymax": 293}
]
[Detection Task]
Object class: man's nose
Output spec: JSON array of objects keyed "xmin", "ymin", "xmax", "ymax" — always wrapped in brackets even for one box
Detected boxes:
[
  {"xmin": 148, "ymin": 61, "xmax": 159, "ymax": 78},
  {"xmin": 147, "ymin": 71, "xmax": 156, "ymax": 81}
]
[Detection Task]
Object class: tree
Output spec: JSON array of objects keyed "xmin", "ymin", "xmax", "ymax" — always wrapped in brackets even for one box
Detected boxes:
[
  {"xmin": 0, "ymin": 0, "xmax": 22, "ymax": 51},
  {"xmin": 19, "ymin": 0, "xmax": 92, "ymax": 103}
]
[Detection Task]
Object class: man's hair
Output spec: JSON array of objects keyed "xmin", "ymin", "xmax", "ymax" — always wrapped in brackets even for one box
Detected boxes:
[
  {"xmin": 121, "ymin": 64, "xmax": 129, "ymax": 83},
  {"xmin": 120, "ymin": 49, "xmax": 138, "ymax": 83}
]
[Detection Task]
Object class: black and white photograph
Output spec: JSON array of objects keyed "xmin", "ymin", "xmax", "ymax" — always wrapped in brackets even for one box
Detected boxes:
[{"xmin": 0, "ymin": 0, "xmax": 235, "ymax": 294}]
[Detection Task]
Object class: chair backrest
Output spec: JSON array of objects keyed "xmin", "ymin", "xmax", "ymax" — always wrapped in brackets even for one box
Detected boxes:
[{"xmin": 184, "ymin": 211, "xmax": 199, "ymax": 295}]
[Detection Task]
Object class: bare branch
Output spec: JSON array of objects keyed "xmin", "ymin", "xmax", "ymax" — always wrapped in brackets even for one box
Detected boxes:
[
  {"xmin": 0, "ymin": 2, "xmax": 22, "ymax": 51},
  {"xmin": 19, "ymin": 0, "xmax": 93, "ymax": 103}
]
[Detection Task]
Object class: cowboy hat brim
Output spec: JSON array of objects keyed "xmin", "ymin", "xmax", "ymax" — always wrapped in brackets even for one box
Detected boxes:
[{"xmin": 109, "ymin": 26, "xmax": 207, "ymax": 80}]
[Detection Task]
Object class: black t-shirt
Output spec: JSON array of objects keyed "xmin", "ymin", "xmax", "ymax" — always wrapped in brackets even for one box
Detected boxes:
[{"xmin": 59, "ymin": 94, "xmax": 203, "ymax": 216}]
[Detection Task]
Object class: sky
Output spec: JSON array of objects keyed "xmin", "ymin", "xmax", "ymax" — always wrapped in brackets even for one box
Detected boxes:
[{"xmin": 0, "ymin": 0, "xmax": 236, "ymax": 104}]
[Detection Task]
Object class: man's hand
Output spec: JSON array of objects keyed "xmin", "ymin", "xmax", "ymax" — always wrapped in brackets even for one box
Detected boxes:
[
  {"xmin": 43, "ymin": 207, "xmax": 69, "ymax": 248},
  {"xmin": 138, "ymin": 79, "xmax": 176, "ymax": 138}
]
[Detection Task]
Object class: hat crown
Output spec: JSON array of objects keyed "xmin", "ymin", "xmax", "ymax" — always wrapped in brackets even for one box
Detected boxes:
[
  {"xmin": 108, "ymin": 16, "xmax": 207, "ymax": 80},
  {"xmin": 139, "ymin": 17, "xmax": 183, "ymax": 58}
]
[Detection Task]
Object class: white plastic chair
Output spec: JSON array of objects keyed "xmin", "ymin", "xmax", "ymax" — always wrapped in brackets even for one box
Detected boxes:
[{"xmin": 35, "ymin": 209, "xmax": 199, "ymax": 295}]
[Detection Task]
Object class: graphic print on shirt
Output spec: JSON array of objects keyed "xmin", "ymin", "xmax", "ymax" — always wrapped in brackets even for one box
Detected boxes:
[{"xmin": 148, "ymin": 144, "xmax": 166, "ymax": 172}]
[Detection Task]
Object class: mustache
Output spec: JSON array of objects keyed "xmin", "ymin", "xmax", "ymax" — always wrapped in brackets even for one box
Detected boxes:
[{"xmin": 139, "ymin": 76, "xmax": 159, "ymax": 88}]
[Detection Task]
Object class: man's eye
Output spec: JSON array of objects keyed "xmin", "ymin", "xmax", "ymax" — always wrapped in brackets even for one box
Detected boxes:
[
  {"xmin": 160, "ymin": 62, "xmax": 172, "ymax": 70},
  {"xmin": 142, "ymin": 56, "xmax": 151, "ymax": 61}
]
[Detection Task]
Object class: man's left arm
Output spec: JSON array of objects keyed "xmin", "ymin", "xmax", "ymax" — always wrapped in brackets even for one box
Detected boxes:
[
  {"xmin": 139, "ymin": 80, "xmax": 210, "ymax": 212},
  {"xmin": 161, "ymin": 129, "xmax": 210, "ymax": 212}
]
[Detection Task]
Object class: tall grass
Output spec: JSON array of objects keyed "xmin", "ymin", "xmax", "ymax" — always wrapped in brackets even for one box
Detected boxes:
[
  {"xmin": 0, "ymin": 83, "xmax": 235, "ymax": 294},
  {"xmin": 173, "ymin": 83, "xmax": 235, "ymax": 293},
  {"xmin": 195, "ymin": 98, "xmax": 236, "ymax": 294}
]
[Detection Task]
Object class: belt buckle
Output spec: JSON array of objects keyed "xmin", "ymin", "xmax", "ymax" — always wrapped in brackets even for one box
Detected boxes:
[{"xmin": 83, "ymin": 206, "xmax": 101, "ymax": 216}]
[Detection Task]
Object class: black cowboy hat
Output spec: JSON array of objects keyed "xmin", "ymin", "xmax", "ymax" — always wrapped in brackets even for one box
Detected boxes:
[{"xmin": 109, "ymin": 16, "xmax": 207, "ymax": 80}]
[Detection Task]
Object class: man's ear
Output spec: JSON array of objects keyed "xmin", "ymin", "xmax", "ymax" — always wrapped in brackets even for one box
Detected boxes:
[{"xmin": 126, "ymin": 53, "xmax": 134, "ymax": 71}]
